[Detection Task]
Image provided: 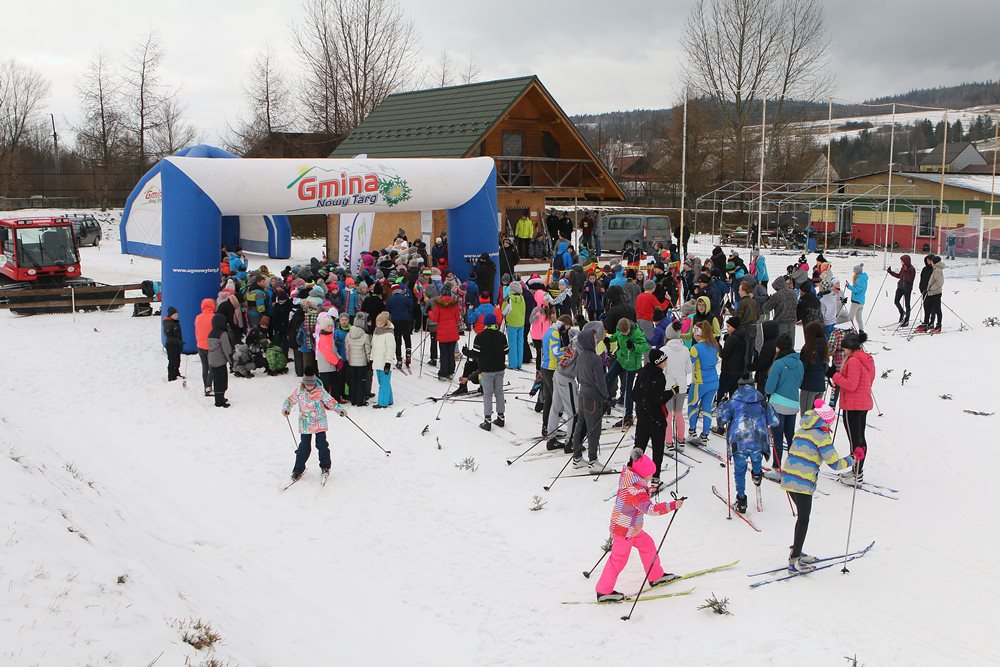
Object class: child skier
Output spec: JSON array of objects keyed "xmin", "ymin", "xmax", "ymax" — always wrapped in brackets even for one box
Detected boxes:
[
  {"xmin": 594, "ymin": 448, "xmax": 685, "ymax": 602},
  {"xmin": 162, "ymin": 306, "xmax": 184, "ymax": 381},
  {"xmin": 469, "ymin": 312, "xmax": 508, "ymax": 430},
  {"xmin": 781, "ymin": 399, "xmax": 862, "ymax": 572},
  {"xmin": 631, "ymin": 348, "xmax": 681, "ymax": 486},
  {"xmin": 715, "ymin": 374, "xmax": 779, "ymax": 513},
  {"xmin": 282, "ymin": 366, "xmax": 347, "ymax": 483},
  {"xmin": 207, "ymin": 314, "xmax": 233, "ymax": 408}
]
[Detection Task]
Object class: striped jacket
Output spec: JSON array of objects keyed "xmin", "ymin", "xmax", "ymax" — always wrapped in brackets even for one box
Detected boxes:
[
  {"xmin": 609, "ymin": 467, "xmax": 676, "ymax": 538},
  {"xmin": 780, "ymin": 411, "xmax": 855, "ymax": 496}
]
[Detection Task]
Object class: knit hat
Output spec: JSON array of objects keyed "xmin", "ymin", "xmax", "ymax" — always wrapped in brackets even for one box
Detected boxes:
[
  {"xmin": 630, "ymin": 452, "xmax": 656, "ymax": 479},
  {"xmin": 648, "ymin": 348, "xmax": 667, "ymax": 365},
  {"xmin": 375, "ymin": 311, "xmax": 391, "ymax": 327},
  {"xmin": 479, "ymin": 292, "xmax": 491, "ymax": 303},
  {"xmin": 353, "ymin": 312, "xmax": 368, "ymax": 328},
  {"xmin": 310, "ymin": 285, "xmax": 326, "ymax": 300},
  {"xmin": 727, "ymin": 316, "xmax": 741, "ymax": 329},
  {"xmin": 813, "ymin": 398, "xmax": 836, "ymax": 424},
  {"xmin": 841, "ymin": 331, "xmax": 867, "ymax": 350},
  {"xmin": 483, "ymin": 312, "xmax": 497, "ymax": 327},
  {"xmin": 303, "ymin": 366, "xmax": 318, "ymax": 386},
  {"xmin": 665, "ymin": 321, "xmax": 682, "ymax": 341},
  {"xmin": 509, "ymin": 281, "xmax": 523, "ymax": 295},
  {"xmin": 166, "ymin": 306, "xmax": 178, "ymax": 317},
  {"xmin": 391, "ymin": 283, "xmax": 403, "ymax": 293},
  {"xmin": 853, "ymin": 263, "xmax": 864, "ymax": 274}
]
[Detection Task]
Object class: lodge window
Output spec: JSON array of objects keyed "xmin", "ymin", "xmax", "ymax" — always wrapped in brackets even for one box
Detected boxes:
[
  {"xmin": 501, "ymin": 132, "xmax": 529, "ymax": 186},
  {"xmin": 916, "ymin": 207, "xmax": 936, "ymax": 238},
  {"xmin": 836, "ymin": 206, "xmax": 853, "ymax": 234},
  {"xmin": 541, "ymin": 131, "xmax": 560, "ymax": 158}
]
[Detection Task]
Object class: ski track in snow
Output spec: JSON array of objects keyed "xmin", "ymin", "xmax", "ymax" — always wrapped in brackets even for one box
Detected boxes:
[{"xmin": 0, "ymin": 228, "xmax": 997, "ymax": 665}]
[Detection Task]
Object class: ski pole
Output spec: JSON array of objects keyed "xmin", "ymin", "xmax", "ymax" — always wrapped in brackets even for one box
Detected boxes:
[
  {"xmin": 582, "ymin": 537, "xmax": 613, "ymax": 579},
  {"xmin": 182, "ymin": 354, "xmax": 189, "ymax": 388},
  {"xmin": 344, "ymin": 414, "xmax": 392, "ymax": 456},
  {"xmin": 768, "ymin": 429, "xmax": 796, "ymax": 517},
  {"xmin": 872, "ymin": 392, "xmax": 883, "ymax": 417},
  {"xmin": 841, "ymin": 454, "xmax": 861, "ymax": 574},
  {"xmin": 863, "ymin": 269, "xmax": 890, "ymax": 327},
  {"xmin": 725, "ymin": 430, "xmax": 732, "ymax": 520},
  {"xmin": 506, "ymin": 411, "xmax": 576, "ymax": 466},
  {"xmin": 434, "ymin": 366, "xmax": 459, "ymax": 421},
  {"xmin": 622, "ymin": 492, "xmax": 687, "ymax": 621},
  {"xmin": 593, "ymin": 422, "xmax": 633, "ymax": 482},
  {"xmin": 285, "ymin": 414, "xmax": 299, "ymax": 450},
  {"xmin": 940, "ymin": 299, "xmax": 973, "ymax": 330},
  {"xmin": 542, "ymin": 452, "xmax": 576, "ymax": 492}
]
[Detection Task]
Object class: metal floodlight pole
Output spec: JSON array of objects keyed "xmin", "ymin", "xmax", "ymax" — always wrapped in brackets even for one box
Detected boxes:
[
  {"xmin": 982, "ymin": 116, "xmax": 999, "ymax": 281},
  {"xmin": 881, "ymin": 104, "xmax": 897, "ymax": 270},
  {"xmin": 937, "ymin": 110, "xmax": 950, "ymax": 257},
  {"xmin": 824, "ymin": 97, "xmax": 833, "ymax": 252},
  {"xmin": 680, "ymin": 94, "xmax": 688, "ymax": 257},
  {"xmin": 756, "ymin": 94, "xmax": 767, "ymax": 250}
]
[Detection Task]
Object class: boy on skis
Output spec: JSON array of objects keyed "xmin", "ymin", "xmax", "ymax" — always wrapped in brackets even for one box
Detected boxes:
[
  {"xmin": 595, "ymin": 448, "xmax": 685, "ymax": 602},
  {"xmin": 468, "ymin": 312, "xmax": 508, "ymax": 431},
  {"xmin": 631, "ymin": 348, "xmax": 681, "ymax": 487},
  {"xmin": 715, "ymin": 374, "xmax": 779, "ymax": 513},
  {"xmin": 282, "ymin": 366, "xmax": 347, "ymax": 483}
]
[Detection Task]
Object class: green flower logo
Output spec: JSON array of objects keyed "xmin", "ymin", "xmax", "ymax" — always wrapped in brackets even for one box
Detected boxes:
[{"xmin": 379, "ymin": 175, "xmax": 412, "ymax": 207}]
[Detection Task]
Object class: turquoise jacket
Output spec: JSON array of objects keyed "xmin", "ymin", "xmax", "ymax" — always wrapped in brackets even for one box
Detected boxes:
[
  {"xmin": 847, "ymin": 272, "xmax": 868, "ymax": 304},
  {"xmin": 765, "ymin": 352, "xmax": 804, "ymax": 411}
]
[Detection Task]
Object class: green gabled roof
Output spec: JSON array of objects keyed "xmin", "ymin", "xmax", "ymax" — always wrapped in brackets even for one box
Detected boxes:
[{"xmin": 330, "ymin": 76, "xmax": 537, "ymax": 158}]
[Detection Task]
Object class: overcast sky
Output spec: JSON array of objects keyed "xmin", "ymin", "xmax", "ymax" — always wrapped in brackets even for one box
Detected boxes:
[{"xmin": 5, "ymin": 0, "xmax": 1000, "ymax": 145}]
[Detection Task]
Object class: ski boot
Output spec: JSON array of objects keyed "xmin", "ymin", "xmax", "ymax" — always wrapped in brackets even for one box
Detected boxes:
[
  {"xmin": 451, "ymin": 383, "xmax": 469, "ymax": 396},
  {"xmin": 649, "ymin": 573, "xmax": 680, "ymax": 587},
  {"xmin": 914, "ymin": 324, "xmax": 928, "ymax": 333},
  {"xmin": 596, "ymin": 591, "xmax": 625, "ymax": 603},
  {"xmin": 751, "ymin": 472, "xmax": 763, "ymax": 486},
  {"xmin": 735, "ymin": 494, "xmax": 748, "ymax": 514},
  {"xmin": 788, "ymin": 556, "xmax": 816, "ymax": 574},
  {"xmin": 395, "ymin": 361, "xmax": 403, "ymax": 371},
  {"xmin": 428, "ymin": 359, "xmax": 437, "ymax": 367},
  {"xmin": 479, "ymin": 418, "xmax": 492, "ymax": 432},
  {"xmin": 572, "ymin": 457, "xmax": 589, "ymax": 469},
  {"xmin": 405, "ymin": 352, "xmax": 412, "ymax": 368},
  {"xmin": 613, "ymin": 416, "xmax": 633, "ymax": 429},
  {"xmin": 698, "ymin": 433, "xmax": 710, "ymax": 445},
  {"xmin": 546, "ymin": 438, "xmax": 563, "ymax": 451},
  {"xmin": 493, "ymin": 414, "xmax": 505, "ymax": 428}
]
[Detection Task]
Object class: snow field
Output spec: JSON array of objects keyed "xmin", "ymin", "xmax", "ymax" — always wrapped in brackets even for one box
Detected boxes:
[{"xmin": 1, "ymin": 232, "xmax": 997, "ymax": 665}]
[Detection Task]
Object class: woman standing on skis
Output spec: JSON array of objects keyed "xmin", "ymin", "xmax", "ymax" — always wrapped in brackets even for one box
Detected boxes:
[
  {"xmin": 686, "ymin": 321, "xmax": 720, "ymax": 444},
  {"xmin": 828, "ymin": 331, "xmax": 875, "ymax": 484},
  {"xmin": 594, "ymin": 449, "xmax": 685, "ymax": 602}
]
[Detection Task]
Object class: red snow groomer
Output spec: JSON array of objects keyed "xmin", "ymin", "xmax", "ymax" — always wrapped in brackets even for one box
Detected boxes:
[{"xmin": 0, "ymin": 216, "xmax": 150, "ymax": 314}]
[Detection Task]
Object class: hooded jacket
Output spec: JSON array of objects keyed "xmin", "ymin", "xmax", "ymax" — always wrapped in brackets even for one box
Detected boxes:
[
  {"xmin": 163, "ymin": 315, "xmax": 183, "ymax": 347},
  {"xmin": 919, "ymin": 259, "xmax": 934, "ymax": 294},
  {"xmin": 847, "ymin": 271, "xmax": 868, "ymax": 304},
  {"xmin": 470, "ymin": 326, "xmax": 508, "ymax": 373},
  {"xmin": 763, "ymin": 277, "xmax": 798, "ymax": 323},
  {"xmin": 207, "ymin": 314, "xmax": 233, "ymax": 368},
  {"xmin": 345, "ymin": 319, "xmax": 372, "ymax": 366},
  {"xmin": 719, "ymin": 326, "xmax": 748, "ymax": 376},
  {"xmin": 927, "ymin": 261, "xmax": 945, "ymax": 296},
  {"xmin": 765, "ymin": 351, "xmax": 804, "ymax": 412},
  {"xmin": 781, "ymin": 410, "xmax": 854, "ymax": 496},
  {"xmin": 476, "ymin": 256, "xmax": 497, "ymax": 298},
  {"xmin": 603, "ymin": 285, "xmax": 637, "ymax": 338},
  {"xmin": 283, "ymin": 381, "xmax": 342, "ymax": 434},
  {"xmin": 611, "ymin": 324, "xmax": 650, "ymax": 372},
  {"xmin": 888, "ymin": 255, "xmax": 915, "ymax": 290},
  {"xmin": 609, "ymin": 465, "xmax": 675, "ymax": 538},
  {"xmin": 662, "ymin": 337, "xmax": 692, "ymax": 394},
  {"xmin": 429, "ymin": 294, "xmax": 462, "ymax": 343},
  {"xmin": 195, "ymin": 298, "xmax": 217, "ymax": 350},
  {"xmin": 832, "ymin": 348, "xmax": 875, "ymax": 411},
  {"xmin": 370, "ymin": 321, "xmax": 396, "ymax": 369},
  {"xmin": 576, "ymin": 322, "xmax": 609, "ymax": 402},
  {"xmin": 633, "ymin": 361, "xmax": 678, "ymax": 423},
  {"xmin": 749, "ymin": 321, "xmax": 779, "ymax": 394},
  {"xmin": 501, "ymin": 284, "xmax": 526, "ymax": 328},
  {"xmin": 716, "ymin": 384, "xmax": 780, "ymax": 456}
]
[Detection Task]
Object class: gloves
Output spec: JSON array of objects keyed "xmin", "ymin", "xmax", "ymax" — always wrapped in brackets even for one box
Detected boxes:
[
  {"xmin": 825, "ymin": 365, "xmax": 837, "ymax": 379},
  {"xmin": 853, "ymin": 447, "xmax": 866, "ymax": 461},
  {"xmin": 602, "ymin": 336, "xmax": 611, "ymax": 348},
  {"xmin": 626, "ymin": 340, "xmax": 635, "ymax": 350},
  {"xmin": 384, "ymin": 363, "xmax": 391, "ymax": 373},
  {"xmin": 335, "ymin": 358, "xmax": 344, "ymax": 371},
  {"xmin": 461, "ymin": 345, "xmax": 470, "ymax": 356}
]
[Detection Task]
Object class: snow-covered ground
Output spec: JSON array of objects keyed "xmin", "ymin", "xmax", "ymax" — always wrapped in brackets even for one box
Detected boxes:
[{"xmin": 1, "ymin": 220, "xmax": 998, "ymax": 666}]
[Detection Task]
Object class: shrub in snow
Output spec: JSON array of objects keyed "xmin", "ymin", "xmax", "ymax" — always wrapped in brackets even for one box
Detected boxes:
[
  {"xmin": 698, "ymin": 593, "xmax": 732, "ymax": 616},
  {"xmin": 454, "ymin": 457, "xmax": 478, "ymax": 472},
  {"xmin": 176, "ymin": 618, "xmax": 222, "ymax": 650},
  {"xmin": 529, "ymin": 495, "xmax": 547, "ymax": 511}
]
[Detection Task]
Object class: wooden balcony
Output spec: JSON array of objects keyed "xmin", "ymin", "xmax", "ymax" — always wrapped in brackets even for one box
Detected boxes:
[{"xmin": 492, "ymin": 155, "xmax": 609, "ymax": 194}]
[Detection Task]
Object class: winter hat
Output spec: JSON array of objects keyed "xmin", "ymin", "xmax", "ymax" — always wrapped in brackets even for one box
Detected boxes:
[
  {"xmin": 626, "ymin": 269, "xmax": 637, "ymax": 280},
  {"xmin": 501, "ymin": 273, "xmax": 511, "ymax": 284},
  {"xmin": 727, "ymin": 316, "xmax": 741, "ymax": 329},
  {"xmin": 813, "ymin": 399, "xmax": 836, "ymax": 424},
  {"xmin": 391, "ymin": 283, "xmax": 403, "ymax": 293},
  {"xmin": 345, "ymin": 277, "xmax": 356, "ymax": 287},
  {"xmin": 375, "ymin": 311, "xmax": 391, "ymax": 328},
  {"xmin": 318, "ymin": 314, "xmax": 334, "ymax": 331},
  {"xmin": 353, "ymin": 312, "xmax": 368, "ymax": 328},
  {"xmin": 630, "ymin": 452, "xmax": 656, "ymax": 479},
  {"xmin": 482, "ymin": 312, "xmax": 497, "ymax": 327},
  {"xmin": 303, "ymin": 366, "xmax": 318, "ymax": 386},
  {"xmin": 276, "ymin": 289, "xmax": 288, "ymax": 302},
  {"xmin": 166, "ymin": 306, "xmax": 178, "ymax": 317},
  {"xmin": 665, "ymin": 321, "xmax": 682, "ymax": 341},
  {"xmin": 648, "ymin": 348, "xmax": 667, "ymax": 366},
  {"xmin": 853, "ymin": 263, "xmax": 864, "ymax": 274},
  {"xmin": 431, "ymin": 267, "xmax": 442, "ymax": 277},
  {"xmin": 841, "ymin": 331, "xmax": 867, "ymax": 350},
  {"xmin": 643, "ymin": 279, "xmax": 656, "ymax": 291},
  {"xmin": 479, "ymin": 292, "xmax": 491, "ymax": 303},
  {"xmin": 509, "ymin": 281, "xmax": 523, "ymax": 295},
  {"xmin": 310, "ymin": 285, "xmax": 326, "ymax": 300}
]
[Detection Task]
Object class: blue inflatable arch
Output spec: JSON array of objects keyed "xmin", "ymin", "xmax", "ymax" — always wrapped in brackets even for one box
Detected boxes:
[
  {"xmin": 127, "ymin": 149, "xmax": 498, "ymax": 353},
  {"xmin": 120, "ymin": 145, "xmax": 292, "ymax": 260}
]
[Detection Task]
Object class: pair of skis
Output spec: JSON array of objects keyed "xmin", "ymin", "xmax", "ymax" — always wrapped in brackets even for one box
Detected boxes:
[
  {"xmin": 711, "ymin": 485, "xmax": 762, "ymax": 532},
  {"xmin": 562, "ymin": 561, "xmax": 738, "ymax": 605},
  {"xmin": 748, "ymin": 540, "xmax": 876, "ymax": 588},
  {"xmin": 819, "ymin": 471, "xmax": 900, "ymax": 500},
  {"xmin": 281, "ymin": 470, "xmax": 330, "ymax": 491}
]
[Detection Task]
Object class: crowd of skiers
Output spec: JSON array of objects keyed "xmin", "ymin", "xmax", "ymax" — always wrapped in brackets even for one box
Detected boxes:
[{"xmin": 161, "ymin": 233, "xmax": 891, "ymax": 586}]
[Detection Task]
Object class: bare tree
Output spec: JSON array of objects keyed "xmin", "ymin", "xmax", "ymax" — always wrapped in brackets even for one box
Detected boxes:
[
  {"xmin": 681, "ymin": 0, "xmax": 832, "ymax": 179},
  {"xmin": 121, "ymin": 31, "xmax": 167, "ymax": 172},
  {"xmin": 434, "ymin": 51, "xmax": 454, "ymax": 88},
  {"xmin": 227, "ymin": 45, "xmax": 296, "ymax": 154},
  {"xmin": 150, "ymin": 96, "xmax": 198, "ymax": 159},
  {"xmin": 74, "ymin": 50, "xmax": 124, "ymax": 166},
  {"xmin": 0, "ymin": 58, "xmax": 50, "ymax": 158},
  {"xmin": 293, "ymin": 0, "xmax": 420, "ymax": 134},
  {"xmin": 460, "ymin": 55, "xmax": 481, "ymax": 84}
]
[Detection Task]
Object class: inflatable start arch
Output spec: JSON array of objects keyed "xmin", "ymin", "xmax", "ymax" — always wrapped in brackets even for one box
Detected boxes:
[{"xmin": 122, "ymin": 149, "xmax": 498, "ymax": 353}]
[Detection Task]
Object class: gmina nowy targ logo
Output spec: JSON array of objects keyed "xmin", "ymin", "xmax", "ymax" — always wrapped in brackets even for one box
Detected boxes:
[{"xmin": 289, "ymin": 166, "xmax": 412, "ymax": 208}]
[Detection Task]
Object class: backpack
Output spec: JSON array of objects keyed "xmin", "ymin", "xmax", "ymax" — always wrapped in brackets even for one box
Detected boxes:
[
  {"xmin": 553, "ymin": 253, "xmax": 565, "ymax": 271},
  {"xmin": 265, "ymin": 346, "xmax": 289, "ymax": 375}
]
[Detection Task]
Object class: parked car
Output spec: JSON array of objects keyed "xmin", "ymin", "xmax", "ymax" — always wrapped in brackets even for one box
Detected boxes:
[
  {"xmin": 597, "ymin": 214, "xmax": 672, "ymax": 253},
  {"xmin": 67, "ymin": 214, "xmax": 101, "ymax": 247}
]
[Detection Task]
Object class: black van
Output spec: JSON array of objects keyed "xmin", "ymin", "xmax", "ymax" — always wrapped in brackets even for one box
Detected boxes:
[{"xmin": 68, "ymin": 215, "xmax": 102, "ymax": 247}]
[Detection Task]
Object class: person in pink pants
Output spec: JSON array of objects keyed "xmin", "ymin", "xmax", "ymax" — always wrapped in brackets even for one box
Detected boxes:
[{"xmin": 595, "ymin": 449, "xmax": 685, "ymax": 602}]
